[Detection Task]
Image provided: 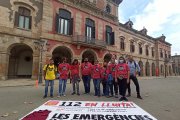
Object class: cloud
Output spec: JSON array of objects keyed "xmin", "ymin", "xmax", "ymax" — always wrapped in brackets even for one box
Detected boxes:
[{"xmin": 131, "ymin": 0, "xmax": 180, "ymax": 35}]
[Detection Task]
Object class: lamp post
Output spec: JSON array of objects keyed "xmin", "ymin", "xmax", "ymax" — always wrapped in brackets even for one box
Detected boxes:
[
  {"xmin": 34, "ymin": 40, "xmax": 46, "ymax": 84},
  {"xmin": 164, "ymin": 58, "xmax": 169, "ymax": 78}
]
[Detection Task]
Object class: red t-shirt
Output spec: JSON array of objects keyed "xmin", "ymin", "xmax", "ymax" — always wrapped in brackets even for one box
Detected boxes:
[
  {"xmin": 71, "ymin": 64, "xmax": 79, "ymax": 76},
  {"xmin": 108, "ymin": 63, "xmax": 116, "ymax": 78},
  {"xmin": 115, "ymin": 63, "xmax": 129, "ymax": 79},
  {"xmin": 92, "ymin": 64, "xmax": 101, "ymax": 79},
  {"xmin": 81, "ymin": 62, "xmax": 92, "ymax": 75},
  {"xmin": 101, "ymin": 67, "xmax": 110, "ymax": 80},
  {"xmin": 58, "ymin": 63, "xmax": 70, "ymax": 79}
]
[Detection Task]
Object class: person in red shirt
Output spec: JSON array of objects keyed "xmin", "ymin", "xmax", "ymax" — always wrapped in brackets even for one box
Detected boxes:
[
  {"xmin": 70, "ymin": 59, "xmax": 80, "ymax": 96},
  {"xmin": 115, "ymin": 56, "xmax": 130, "ymax": 101},
  {"xmin": 101, "ymin": 61, "xmax": 110, "ymax": 97},
  {"xmin": 81, "ymin": 58, "xmax": 92, "ymax": 94},
  {"xmin": 58, "ymin": 57, "xmax": 70, "ymax": 97},
  {"xmin": 108, "ymin": 56, "xmax": 118, "ymax": 98},
  {"xmin": 92, "ymin": 60, "xmax": 102, "ymax": 97}
]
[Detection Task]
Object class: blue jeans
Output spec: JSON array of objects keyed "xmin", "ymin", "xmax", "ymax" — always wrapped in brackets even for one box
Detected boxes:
[
  {"xmin": 106, "ymin": 80, "xmax": 113, "ymax": 96},
  {"xmin": 82, "ymin": 75, "xmax": 91, "ymax": 93},
  {"xmin": 59, "ymin": 79, "xmax": 67, "ymax": 95},
  {"xmin": 44, "ymin": 80, "xmax": 54, "ymax": 96},
  {"xmin": 93, "ymin": 79, "xmax": 101, "ymax": 96}
]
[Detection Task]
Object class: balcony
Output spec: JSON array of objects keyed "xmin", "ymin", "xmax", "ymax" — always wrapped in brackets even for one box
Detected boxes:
[{"xmin": 72, "ymin": 35, "xmax": 106, "ymax": 49}]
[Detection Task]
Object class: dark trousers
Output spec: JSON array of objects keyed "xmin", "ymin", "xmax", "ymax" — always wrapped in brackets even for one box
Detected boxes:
[
  {"xmin": 82, "ymin": 75, "xmax": 91, "ymax": 93},
  {"xmin": 118, "ymin": 78, "xmax": 127, "ymax": 97},
  {"xmin": 93, "ymin": 79, "xmax": 101, "ymax": 96},
  {"xmin": 102, "ymin": 80, "xmax": 107, "ymax": 95},
  {"xmin": 113, "ymin": 78, "xmax": 118, "ymax": 95},
  {"xmin": 127, "ymin": 75, "xmax": 140, "ymax": 95}
]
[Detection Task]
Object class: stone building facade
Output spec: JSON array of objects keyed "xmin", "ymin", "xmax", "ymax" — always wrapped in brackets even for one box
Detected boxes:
[
  {"xmin": 172, "ymin": 55, "xmax": 180, "ymax": 75},
  {"xmin": 0, "ymin": 0, "xmax": 173, "ymax": 80}
]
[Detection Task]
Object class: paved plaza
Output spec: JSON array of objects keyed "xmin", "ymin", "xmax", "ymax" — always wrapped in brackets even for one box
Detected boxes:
[{"xmin": 0, "ymin": 76, "xmax": 180, "ymax": 120}]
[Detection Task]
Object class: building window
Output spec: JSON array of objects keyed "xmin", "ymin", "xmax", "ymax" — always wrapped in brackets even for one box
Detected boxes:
[
  {"xmin": 152, "ymin": 47, "xmax": 155, "ymax": 57},
  {"xmin": 146, "ymin": 45, "xmax": 149, "ymax": 56},
  {"xmin": 15, "ymin": 7, "xmax": 32, "ymax": 29},
  {"xmin": 139, "ymin": 44, "xmax": 143, "ymax": 54},
  {"xmin": 120, "ymin": 37, "xmax": 125, "ymax": 50},
  {"xmin": 106, "ymin": 4, "xmax": 111, "ymax": 13},
  {"xmin": 168, "ymin": 51, "xmax": 171, "ymax": 59},
  {"xmin": 130, "ymin": 41, "xmax": 135, "ymax": 53},
  {"xmin": 160, "ymin": 49, "xmax": 163, "ymax": 58},
  {"xmin": 106, "ymin": 26, "xmax": 114, "ymax": 45},
  {"xmin": 165, "ymin": 51, "xmax": 167, "ymax": 58},
  {"xmin": 56, "ymin": 9, "xmax": 73, "ymax": 35},
  {"xmin": 85, "ymin": 18, "xmax": 95, "ymax": 39}
]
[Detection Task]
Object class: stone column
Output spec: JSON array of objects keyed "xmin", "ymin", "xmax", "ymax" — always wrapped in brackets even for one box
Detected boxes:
[
  {"xmin": 0, "ymin": 51, "xmax": 9, "ymax": 80},
  {"xmin": 31, "ymin": 53, "xmax": 39, "ymax": 80}
]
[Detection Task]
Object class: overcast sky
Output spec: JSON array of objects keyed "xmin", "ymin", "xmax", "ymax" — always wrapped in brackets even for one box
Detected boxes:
[{"xmin": 118, "ymin": 0, "xmax": 180, "ymax": 55}]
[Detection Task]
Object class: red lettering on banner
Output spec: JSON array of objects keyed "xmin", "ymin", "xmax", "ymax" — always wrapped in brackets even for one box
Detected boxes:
[{"xmin": 85, "ymin": 103, "xmax": 97, "ymax": 107}]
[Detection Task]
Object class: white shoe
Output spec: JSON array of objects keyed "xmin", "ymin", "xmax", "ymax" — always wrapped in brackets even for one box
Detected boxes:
[{"xmin": 63, "ymin": 94, "xmax": 66, "ymax": 97}]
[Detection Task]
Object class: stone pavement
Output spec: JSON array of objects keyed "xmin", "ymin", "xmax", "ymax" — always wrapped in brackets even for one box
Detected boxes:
[{"xmin": 0, "ymin": 76, "xmax": 178, "ymax": 87}]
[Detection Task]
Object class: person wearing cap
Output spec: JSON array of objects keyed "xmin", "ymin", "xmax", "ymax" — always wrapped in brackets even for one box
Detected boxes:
[
  {"xmin": 43, "ymin": 58, "xmax": 57, "ymax": 98},
  {"xmin": 58, "ymin": 57, "xmax": 70, "ymax": 97},
  {"xmin": 115, "ymin": 56, "xmax": 130, "ymax": 101},
  {"xmin": 127, "ymin": 56, "xmax": 143, "ymax": 99},
  {"xmin": 91, "ymin": 59, "xmax": 102, "ymax": 97},
  {"xmin": 81, "ymin": 58, "xmax": 92, "ymax": 94}
]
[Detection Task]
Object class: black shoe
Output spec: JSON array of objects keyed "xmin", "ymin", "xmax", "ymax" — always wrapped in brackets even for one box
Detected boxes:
[
  {"xmin": 98, "ymin": 95, "xmax": 101, "ymax": 97},
  {"xmin": 137, "ymin": 95, "xmax": 143, "ymax": 99},
  {"xmin": 43, "ymin": 95, "xmax": 47, "ymax": 99},
  {"xmin": 127, "ymin": 94, "xmax": 131, "ymax": 97},
  {"xmin": 123, "ymin": 97, "xmax": 128, "ymax": 101},
  {"xmin": 71, "ymin": 92, "xmax": 75, "ymax": 95},
  {"xmin": 50, "ymin": 95, "xmax": 53, "ymax": 98},
  {"xmin": 119, "ymin": 97, "xmax": 124, "ymax": 101},
  {"xmin": 77, "ymin": 93, "xmax": 80, "ymax": 96}
]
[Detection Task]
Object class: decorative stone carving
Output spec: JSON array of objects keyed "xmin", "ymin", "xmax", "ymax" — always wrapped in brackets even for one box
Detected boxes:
[{"xmin": 124, "ymin": 19, "xmax": 133, "ymax": 29}]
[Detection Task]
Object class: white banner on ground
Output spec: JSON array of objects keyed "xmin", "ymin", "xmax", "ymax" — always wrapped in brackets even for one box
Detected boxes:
[{"xmin": 20, "ymin": 100, "xmax": 157, "ymax": 120}]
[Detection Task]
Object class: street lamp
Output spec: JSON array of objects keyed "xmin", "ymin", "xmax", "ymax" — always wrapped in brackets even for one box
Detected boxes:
[
  {"xmin": 164, "ymin": 58, "xmax": 169, "ymax": 78},
  {"xmin": 34, "ymin": 40, "xmax": 47, "ymax": 84}
]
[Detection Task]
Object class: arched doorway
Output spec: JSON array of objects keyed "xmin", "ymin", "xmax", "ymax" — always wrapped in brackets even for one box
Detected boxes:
[
  {"xmin": 8, "ymin": 44, "xmax": 33, "ymax": 79},
  {"xmin": 138, "ymin": 61, "xmax": 143, "ymax": 76},
  {"xmin": 152, "ymin": 63, "xmax": 156, "ymax": 76},
  {"xmin": 169, "ymin": 65, "xmax": 172, "ymax": 76},
  {"xmin": 145, "ymin": 61, "xmax": 150, "ymax": 76},
  {"xmin": 160, "ymin": 65, "xmax": 164, "ymax": 75},
  {"xmin": 82, "ymin": 50, "xmax": 97, "ymax": 64},
  {"xmin": 52, "ymin": 46, "xmax": 72, "ymax": 66},
  {"xmin": 104, "ymin": 53, "xmax": 112, "ymax": 63}
]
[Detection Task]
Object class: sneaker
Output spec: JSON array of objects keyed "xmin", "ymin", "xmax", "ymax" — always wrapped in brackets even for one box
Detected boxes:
[
  {"xmin": 77, "ymin": 93, "xmax": 80, "ymax": 96},
  {"xmin": 114, "ymin": 94, "xmax": 118, "ymax": 98},
  {"xmin": 127, "ymin": 94, "xmax": 131, "ymax": 97},
  {"xmin": 71, "ymin": 92, "xmax": 75, "ymax": 95},
  {"xmin": 43, "ymin": 95, "xmax": 47, "ymax": 99},
  {"xmin": 137, "ymin": 95, "xmax": 143, "ymax": 99},
  {"xmin": 119, "ymin": 97, "xmax": 124, "ymax": 101},
  {"xmin": 63, "ymin": 94, "xmax": 66, "ymax": 97},
  {"xmin": 123, "ymin": 97, "xmax": 128, "ymax": 101}
]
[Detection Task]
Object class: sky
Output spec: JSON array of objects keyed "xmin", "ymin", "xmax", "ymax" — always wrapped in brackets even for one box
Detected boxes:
[{"xmin": 118, "ymin": 0, "xmax": 180, "ymax": 55}]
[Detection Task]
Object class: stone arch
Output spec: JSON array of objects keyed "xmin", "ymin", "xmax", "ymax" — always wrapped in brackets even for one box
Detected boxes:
[
  {"xmin": 138, "ymin": 61, "xmax": 144, "ymax": 76},
  {"xmin": 7, "ymin": 43, "xmax": 33, "ymax": 79},
  {"xmin": 52, "ymin": 46, "xmax": 73, "ymax": 65},
  {"xmin": 145, "ymin": 61, "xmax": 150, "ymax": 76},
  {"xmin": 152, "ymin": 62, "xmax": 156, "ymax": 76},
  {"xmin": 81, "ymin": 49, "xmax": 97, "ymax": 64}
]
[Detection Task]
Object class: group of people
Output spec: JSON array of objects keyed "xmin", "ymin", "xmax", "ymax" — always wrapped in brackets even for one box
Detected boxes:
[{"xmin": 43, "ymin": 55, "xmax": 143, "ymax": 101}]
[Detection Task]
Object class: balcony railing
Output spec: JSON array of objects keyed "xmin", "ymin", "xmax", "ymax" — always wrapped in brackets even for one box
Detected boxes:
[{"xmin": 72, "ymin": 35, "xmax": 106, "ymax": 49}]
